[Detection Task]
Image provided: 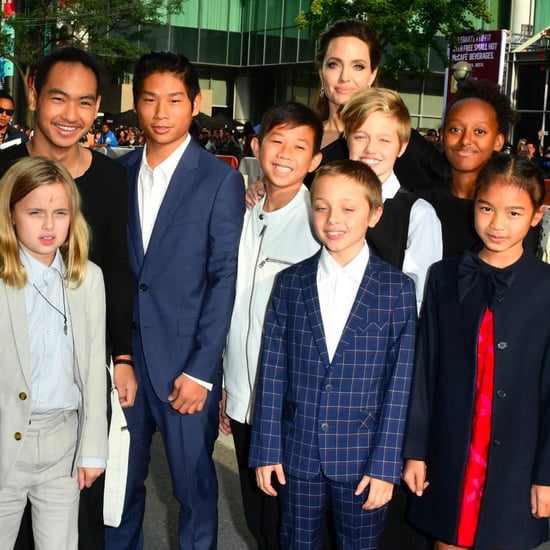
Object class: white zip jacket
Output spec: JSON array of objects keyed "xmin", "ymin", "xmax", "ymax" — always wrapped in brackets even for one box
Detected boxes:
[{"xmin": 223, "ymin": 185, "xmax": 320, "ymax": 424}]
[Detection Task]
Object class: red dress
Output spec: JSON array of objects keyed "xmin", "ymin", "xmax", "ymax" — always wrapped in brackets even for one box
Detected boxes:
[{"xmin": 456, "ymin": 308, "xmax": 495, "ymax": 546}]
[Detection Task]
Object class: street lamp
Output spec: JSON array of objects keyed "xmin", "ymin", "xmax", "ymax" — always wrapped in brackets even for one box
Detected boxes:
[{"xmin": 453, "ymin": 61, "xmax": 473, "ymax": 81}]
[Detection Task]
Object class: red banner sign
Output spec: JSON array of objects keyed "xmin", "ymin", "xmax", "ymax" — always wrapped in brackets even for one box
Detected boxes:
[{"xmin": 444, "ymin": 30, "xmax": 508, "ymax": 108}]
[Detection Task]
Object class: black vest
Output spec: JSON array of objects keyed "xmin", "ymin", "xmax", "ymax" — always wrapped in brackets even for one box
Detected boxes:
[{"xmin": 367, "ymin": 188, "xmax": 417, "ymax": 269}]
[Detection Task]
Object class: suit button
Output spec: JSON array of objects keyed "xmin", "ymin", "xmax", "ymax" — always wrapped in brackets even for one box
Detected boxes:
[
  {"xmin": 19, "ymin": 392, "xmax": 27, "ymax": 400},
  {"xmin": 496, "ymin": 389, "xmax": 506, "ymax": 399},
  {"xmin": 321, "ymin": 422, "xmax": 329, "ymax": 432},
  {"xmin": 325, "ymin": 384, "xmax": 333, "ymax": 392},
  {"xmin": 14, "ymin": 432, "xmax": 22, "ymax": 441},
  {"xmin": 497, "ymin": 341, "xmax": 507, "ymax": 350},
  {"xmin": 139, "ymin": 284, "xmax": 148, "ymax": 292},
  {"xmin": 493, "ymin": 439, "xmax": 501, "ymax": 446}
]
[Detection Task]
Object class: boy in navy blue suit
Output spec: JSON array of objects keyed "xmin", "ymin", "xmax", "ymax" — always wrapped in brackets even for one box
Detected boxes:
[
  {"xmin": 105, "ymin": 52, "xmax": 244, "ymax": 550},
  {"xmin": 249, "ymin": 159, "xmax": 417, "ymax": 549}
]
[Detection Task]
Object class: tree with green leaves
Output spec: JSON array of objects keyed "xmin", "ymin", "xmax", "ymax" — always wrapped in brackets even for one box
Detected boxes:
[
  {"xmin": 0, "ymin": 0, "xmax": 186, "ymax": 123},
  {"xmin": 296, "ymin": 0, "xmax": 492, "ymax": 81}
]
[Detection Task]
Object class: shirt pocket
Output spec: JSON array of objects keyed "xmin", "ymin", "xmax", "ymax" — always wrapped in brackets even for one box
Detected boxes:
[{"xmin": 358, "ymin": 409, "xmax": 379, "ymax": 431}]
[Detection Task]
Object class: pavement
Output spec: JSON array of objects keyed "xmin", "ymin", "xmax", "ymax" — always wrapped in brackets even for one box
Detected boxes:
[
  {"xmin": 143, "ymin": 431, "xmax": 255, "ymax": 549},
  {"xmin": 143, "ymin": 431, "xmax": 550, "ymax": 550}
]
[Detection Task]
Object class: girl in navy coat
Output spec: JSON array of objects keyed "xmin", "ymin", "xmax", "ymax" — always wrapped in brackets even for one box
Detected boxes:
[{"xmin": 403, "ymin": 154, "xmax": 550, "ymax": 550}]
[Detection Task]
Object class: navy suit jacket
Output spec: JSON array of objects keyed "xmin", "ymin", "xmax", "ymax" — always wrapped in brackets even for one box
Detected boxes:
[
  {"xmin": 121, "ymin": 139, "xmax": 245, "ymax": 400},
  {"xmin": 249, "ymin": 250, "xmax": 417, "ymax": 484}
]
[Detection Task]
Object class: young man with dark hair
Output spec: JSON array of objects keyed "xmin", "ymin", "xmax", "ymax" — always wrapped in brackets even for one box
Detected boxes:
[
  {"xmin": 105, "ymin": 51, "xmax": 244, "ymax": 550},
  {"xmin": 0, "ymin": 90, "xmax": 28, "ymax": 147},
  {"xmin": 1, "ymin": 46, "xmax": 136, "ymax": 550}
]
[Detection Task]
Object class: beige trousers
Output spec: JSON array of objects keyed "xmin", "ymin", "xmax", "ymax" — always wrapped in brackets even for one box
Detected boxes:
[{"xmin": 0, "ymin": 410, "xmax": 80, "ymax": 550}]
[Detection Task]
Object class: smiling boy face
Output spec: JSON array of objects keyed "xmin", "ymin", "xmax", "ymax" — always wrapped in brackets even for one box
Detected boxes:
[
  {"xmin": 311, "ymin": 173, "xmax": 382, "ymax": 266},
  {"xmin": 347, "ymin": 110, "xmax": 408, "ymax": 184},
  {"xmin": 252, "ymin": 123, "xmax": 322, "ymax": 194},
  {"xmin": 29, "ymin": 61, "xmax": 100, "ymax": 150}
]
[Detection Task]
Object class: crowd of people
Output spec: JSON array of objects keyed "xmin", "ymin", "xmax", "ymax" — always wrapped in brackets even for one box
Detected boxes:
[{"xmin": 0, "ymin": 16, "xmax": 550, "ymax": 550}]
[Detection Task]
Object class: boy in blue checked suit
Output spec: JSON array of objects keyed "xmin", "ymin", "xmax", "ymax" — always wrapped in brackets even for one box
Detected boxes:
[{"xmin": 249, "ymin": 159, "xmax": 417, "ymax": 549}]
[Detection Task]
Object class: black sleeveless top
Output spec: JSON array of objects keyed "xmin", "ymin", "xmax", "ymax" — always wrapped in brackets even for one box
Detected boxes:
[{"xmin": 367, "ymin": 188, "xmax": 417, "ymax": 269}]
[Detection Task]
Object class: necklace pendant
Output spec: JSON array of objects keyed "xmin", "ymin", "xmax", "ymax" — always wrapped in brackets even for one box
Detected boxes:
[{"xmin": 64, "ymin": 320, "xmax": 68, "ymax": 335}]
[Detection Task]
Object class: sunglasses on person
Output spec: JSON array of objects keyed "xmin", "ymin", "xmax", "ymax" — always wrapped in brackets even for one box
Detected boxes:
[{"xmin": 0, "ymin": 108, "xmax": 14, "ymax": 116}]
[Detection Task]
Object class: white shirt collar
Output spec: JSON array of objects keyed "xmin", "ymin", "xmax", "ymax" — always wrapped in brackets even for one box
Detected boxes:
[
  {"xmin": 141, "ymin": 134, "xmax": 192, "ymax": 179},
  {"xmin": 20, "ymin": 248, "xmax": 64, "ymax": 285},
  {"xmin": 382, "ymin": 171, "xmax": 400, "ymax": 201},
  {"xmin": 318, "ymin": 242, "xmax": 369, "ymax": 284}
]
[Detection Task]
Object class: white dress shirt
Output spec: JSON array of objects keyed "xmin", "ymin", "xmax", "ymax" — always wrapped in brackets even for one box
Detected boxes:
[
  {"xmin": 317, "ymin": 243, "xmax": 369, "ymax": 362},
  {"xmin": 383, "ymin": 172, "xmax": 442, "ymax": 310}
]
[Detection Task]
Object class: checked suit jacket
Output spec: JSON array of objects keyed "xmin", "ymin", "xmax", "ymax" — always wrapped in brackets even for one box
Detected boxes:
[{"xmin": 249, "ymin": 249, "xmax": 417, "ymax": 484}]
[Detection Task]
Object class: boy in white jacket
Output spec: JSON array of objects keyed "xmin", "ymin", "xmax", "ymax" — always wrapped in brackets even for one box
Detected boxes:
[{"xmin": 221, "ymin": 102, "xmax": 322, "ymax": 549}]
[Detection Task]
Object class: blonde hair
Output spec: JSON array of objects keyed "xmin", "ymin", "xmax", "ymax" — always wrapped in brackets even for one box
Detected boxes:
[
  {"xmin": 341, "ymin": 88, "xmax": 411, "ymax": 148},
  {"xmin": 0, "ymin": 156, "xmax": 89, "ymax": 288},
  {"xmin": 311, "ymin": 159, "xmax": 383, "ymax": 211}
]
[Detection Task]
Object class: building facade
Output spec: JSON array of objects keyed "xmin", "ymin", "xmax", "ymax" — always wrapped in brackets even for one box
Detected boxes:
[
  {"xmin": 4, "ymin": 0, "xmax": 550, "ymax": 145},
  {"xmin": 134, "ymin": 0, "xmax": 550, "ymax": 148},
  {"xmin": 136, "ymin": 0, "xmax": 319, "ymax": 126}
]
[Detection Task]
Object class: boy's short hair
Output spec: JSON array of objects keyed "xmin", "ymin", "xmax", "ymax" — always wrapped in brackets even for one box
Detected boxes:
[
  {"xmin": 257, "ymin": 102, "xmax": 323, "ymax": 154},
  {"xmin": 132, "ymin": 51, "xmax": 200, "ymax": 105},
  {"xmin": 446, "ymin": 79, "xmax": 516, "ymax": 137},
  {"xmin": 311, "ymin": 159, "xmax": 383, "ymax": 210},
  {"xmin": 33, "ymin": 47, "xmax": 104, "ymax": 98},
  {"xmin": 341, "ymin": 88, "xmax": 411, "ymax": 148}
]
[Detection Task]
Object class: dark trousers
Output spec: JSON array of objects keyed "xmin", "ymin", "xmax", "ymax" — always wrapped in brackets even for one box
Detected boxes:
[
  {"xmin": 231, "ymin": 419, "xmax": 281, "ymax": 550},
  {"xmin": 105, "ymin": 365, "xmax": 220, "ymax": 550}
]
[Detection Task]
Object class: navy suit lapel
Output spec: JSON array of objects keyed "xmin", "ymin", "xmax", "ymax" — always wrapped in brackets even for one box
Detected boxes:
[
  {"xmin": 331, "ymin": 255, "xmax": 380, "ymax": 363},
  {"xmin": 126, "ymin": 150, "xmax": 145, "ymax": 266},
  {"xmin": 301, "ymin": 254, "xmax": 331, "ymax": 369}
]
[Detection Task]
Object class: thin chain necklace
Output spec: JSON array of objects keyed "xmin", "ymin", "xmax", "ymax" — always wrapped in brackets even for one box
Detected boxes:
[{"xmin": 32, "ymin": 267, "xmax": 68, "ymax": 336}]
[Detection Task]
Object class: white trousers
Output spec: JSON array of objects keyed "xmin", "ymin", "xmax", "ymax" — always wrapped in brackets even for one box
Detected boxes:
[{"xmin": 0, "ymin": 410, "xmax": 80, "ymax": 550}]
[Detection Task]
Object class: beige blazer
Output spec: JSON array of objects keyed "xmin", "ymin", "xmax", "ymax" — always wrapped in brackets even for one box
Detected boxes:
[{"xmin": 0, "ymin": 261, "xmax": 108, "ymax": 489}]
